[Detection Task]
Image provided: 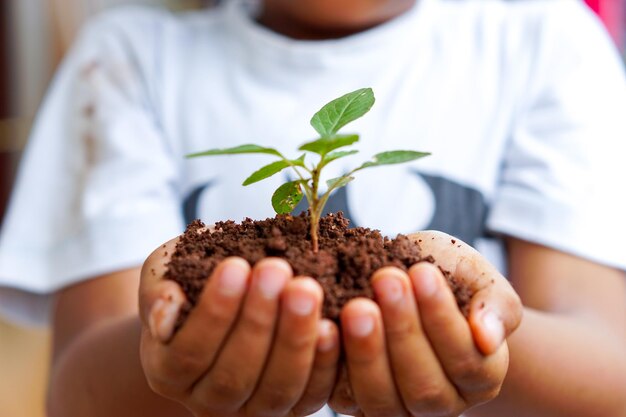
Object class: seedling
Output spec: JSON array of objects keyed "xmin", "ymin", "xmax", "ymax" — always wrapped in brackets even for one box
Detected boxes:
[{"xmin": 187, "ymin": 88, "xmax": 430, "ymax": 252}]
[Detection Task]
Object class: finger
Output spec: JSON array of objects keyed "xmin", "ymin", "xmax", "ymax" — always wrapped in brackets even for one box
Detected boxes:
[
  {"xmin": 192, "ymin": 258, "xmax": 291, "ymax": 412},
  {"xmin": 138, "ymin": 227, "xmax": 211, "ymax": 323},
  {"xmin": 143, "ymin": 281, "xmax": 187, "ymax": 343},
  {"xmin": 141, "ymin": 257, "xmax": 250, "ymax": 397},
  {"xmin": 408, "ymin": 231, "xmax": 522, "ymax": 354},
  {"xmin": 328, "ymin": 365, "xmax": 360, "ymax": 416},
  {"xmin": 466, "ymin": 272, "xmax": 522, "ymax": 355},
  {"xmin": 409, "ymin": 263, "xmax": 508, "ymax": 404},
  {"xmin": 246, "ymin": 278, "xmax": 323, "ymax": 416},
  {"xmin": 139, "ymin": 236, "xmax": 182, "ymax": 325},
  {"xmin": 341, "ymin": 298, "xmax": 409, "ymax": 417},
  {"xmin": 140, "ymin": 287, "xmax": 187, "ymax": 397},
  {"xmin": 407, "ymin": 231, "xmax": 490, "ymax": 280},
  {"xmin": 148, "ymin": 257, "xmax": 251, "ymax": 393},
  {"xmin": 371, "ymin": 267, "xmax": 462, "ymax": 416},
  {"xmin": 291, "ymin": 319, "xmax": 340, "ymax": 417}
]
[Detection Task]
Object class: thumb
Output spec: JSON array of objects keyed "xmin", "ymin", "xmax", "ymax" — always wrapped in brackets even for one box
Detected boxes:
[
  {"xmin": 139, "ymin": 236, "xmax": 187, "ymax": 342},
  {"xmin": 466, "ymin": 270, "xmax": 523, "ymax": 355},
  {"xmin": 407, "ymin": 230, "xmax": 523, "ymax": 355}
]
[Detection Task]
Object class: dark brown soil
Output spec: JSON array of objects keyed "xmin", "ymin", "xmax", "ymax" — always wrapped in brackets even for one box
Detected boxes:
[{"xmin": 165, "ymin": 212, "xmax": 472, "ymax": 327}]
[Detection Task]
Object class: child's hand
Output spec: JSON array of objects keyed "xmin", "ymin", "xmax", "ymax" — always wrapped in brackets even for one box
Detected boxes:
[
  {"xmin": 329, "ymin": 231, "xmax": 523, "ymax": 416},
  {"xmin": 138, "ymin": 237, "xmax": 340, "ymax": 417}
]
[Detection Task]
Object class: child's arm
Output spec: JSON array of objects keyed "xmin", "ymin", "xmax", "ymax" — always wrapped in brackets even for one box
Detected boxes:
[
  {"xmin": 466, "ymin": 238, "xmax": 626, "ymax": 417},
  {"xmin": 48, "ymin": 269, "xmax": 193, "ymax": 417}
]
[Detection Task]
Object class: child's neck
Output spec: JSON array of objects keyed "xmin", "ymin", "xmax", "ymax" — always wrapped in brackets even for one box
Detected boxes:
[{"xmin": 257, "ymin": 0, "xmax": 417, "ymax": 40}]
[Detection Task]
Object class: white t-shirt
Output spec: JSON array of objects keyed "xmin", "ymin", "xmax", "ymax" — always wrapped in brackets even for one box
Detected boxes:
[{"xmin": 1, "ymin": 0, "xmax": 625, "ymax": 330}]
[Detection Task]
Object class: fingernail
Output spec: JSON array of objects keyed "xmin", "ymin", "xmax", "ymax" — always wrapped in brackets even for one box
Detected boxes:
[
  {"xmin": 256, "ymin": 262, "xmax": 289, "ymax": 300},
  {"xmin": 150, "ymin": 297, "xmax": 181, "ymax": 342},
  {"xmin": 148, "ymin": 299, "xmax": 164, "ymax": 338},
  {"xmin": 287, "ymin": 289, "xmax": 316, "ymax": 316},
  {"xmin": 375, "ymin": 275, "xmax": 404, "ymax": 304},
  {"xmin": 317, "ymin": 320, "xmax": 335, "ymax": 352},
  {"xmin": 347, "ymin": 313, "xmax": 375, "ymax": 338},
  {"xmin": 482, "ymin": 310, "xmax": 504, "ymax": 346},
  {"xmin": 217, "ymin": 260, "xmax": 248, "ymax": 297},
  {"xmin": 415, "ymin": 265, "xmax": 438, "ymax": 298}
]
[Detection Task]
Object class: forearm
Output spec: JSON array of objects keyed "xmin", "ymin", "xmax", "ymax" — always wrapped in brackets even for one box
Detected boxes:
[
  {"xmin": 467, "ymin": 308, "xmax": 626, "ymax": 417},
  {"xmin": 48, "ymin": 314, "xmax": 191, "ymax": 417}
]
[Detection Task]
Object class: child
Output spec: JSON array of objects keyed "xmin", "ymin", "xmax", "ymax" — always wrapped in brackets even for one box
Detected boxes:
[{"xmin": 1, "ymin": 0, "xmax": 625, "ymax": 416}]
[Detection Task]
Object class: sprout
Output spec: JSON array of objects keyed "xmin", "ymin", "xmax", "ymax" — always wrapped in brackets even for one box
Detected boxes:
[{"xmin": 187, "ymin": 88, "xmax": 430, "ymax": 252}]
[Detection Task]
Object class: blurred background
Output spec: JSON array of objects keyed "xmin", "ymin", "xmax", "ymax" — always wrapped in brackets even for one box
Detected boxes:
[
  {"xmin": 0, "ymin": 2, "xmax": 212, "ymax": 415},
  {"xmin": 0, "ymin": 0, "xmax": 624, "ymax": 416}
]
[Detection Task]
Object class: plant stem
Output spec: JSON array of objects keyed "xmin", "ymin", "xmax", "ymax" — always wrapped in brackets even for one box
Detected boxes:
[
  {"xmin": 310, "ymin": 211, "xmax": 319, "ymax": 253},
  {"xmin": 310, "ymin": 167, "xmax": 321, "ymax": 253}
]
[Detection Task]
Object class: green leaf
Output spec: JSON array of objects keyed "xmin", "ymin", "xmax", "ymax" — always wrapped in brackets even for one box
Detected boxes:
[
  {"xmin": 323, "ymin": 150, "xmax": 359, "ymax": 166},
  {"xmin": 186, "ymin": 144, "xmax": 281, "ymax": 158},
  {"xmin": 272, "ymin": 181, "xmax": 304, "ymax": 214},
  {"xmin": 243, "ymin": 160, "xmax": 291, "ymax": 186},
  {"xmin": 299, "ymin": 134, "xmax": 359, "ymax": 156},
  {"xmin": 291, "ymin": 154, "xmax": 306, "ymax": 168},
  {"xmin": 326, "ymin": 176, "xmax": 354, "ymax": 190},
  {"xmin": 310, "ymin": 88, "xmax": 375, "ymax": 137},
  {"xmin": 357, "ymin": 151, "xmax": 431, "ymax": 170},
  {"xmin": 242, "ymin": 154, "xmax": 306, "ymax": 186}
]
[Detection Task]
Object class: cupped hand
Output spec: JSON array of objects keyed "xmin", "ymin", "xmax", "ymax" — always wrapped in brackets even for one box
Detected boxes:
[
  {"xmin": 138, "ymin": 236, "xmax": 341, "ymax": 417},
  {"xmin": 329, "ymin": 231, "xmax": 523, "ymax": 417}
]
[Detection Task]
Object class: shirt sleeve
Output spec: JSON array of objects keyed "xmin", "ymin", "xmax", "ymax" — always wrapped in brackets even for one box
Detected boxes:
[
  {"xmin": 487, "ymin": 2, "xmax": 626, "ymax": 270},
  {"xmin": 0, "ymin": 6, "xmax": 185, "ymax": 325}
]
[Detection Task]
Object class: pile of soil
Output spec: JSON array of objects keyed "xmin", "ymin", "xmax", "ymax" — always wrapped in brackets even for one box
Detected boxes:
[{"xmin": 165, "ymin": 212, "xmax": 471, "ymax": 326}]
